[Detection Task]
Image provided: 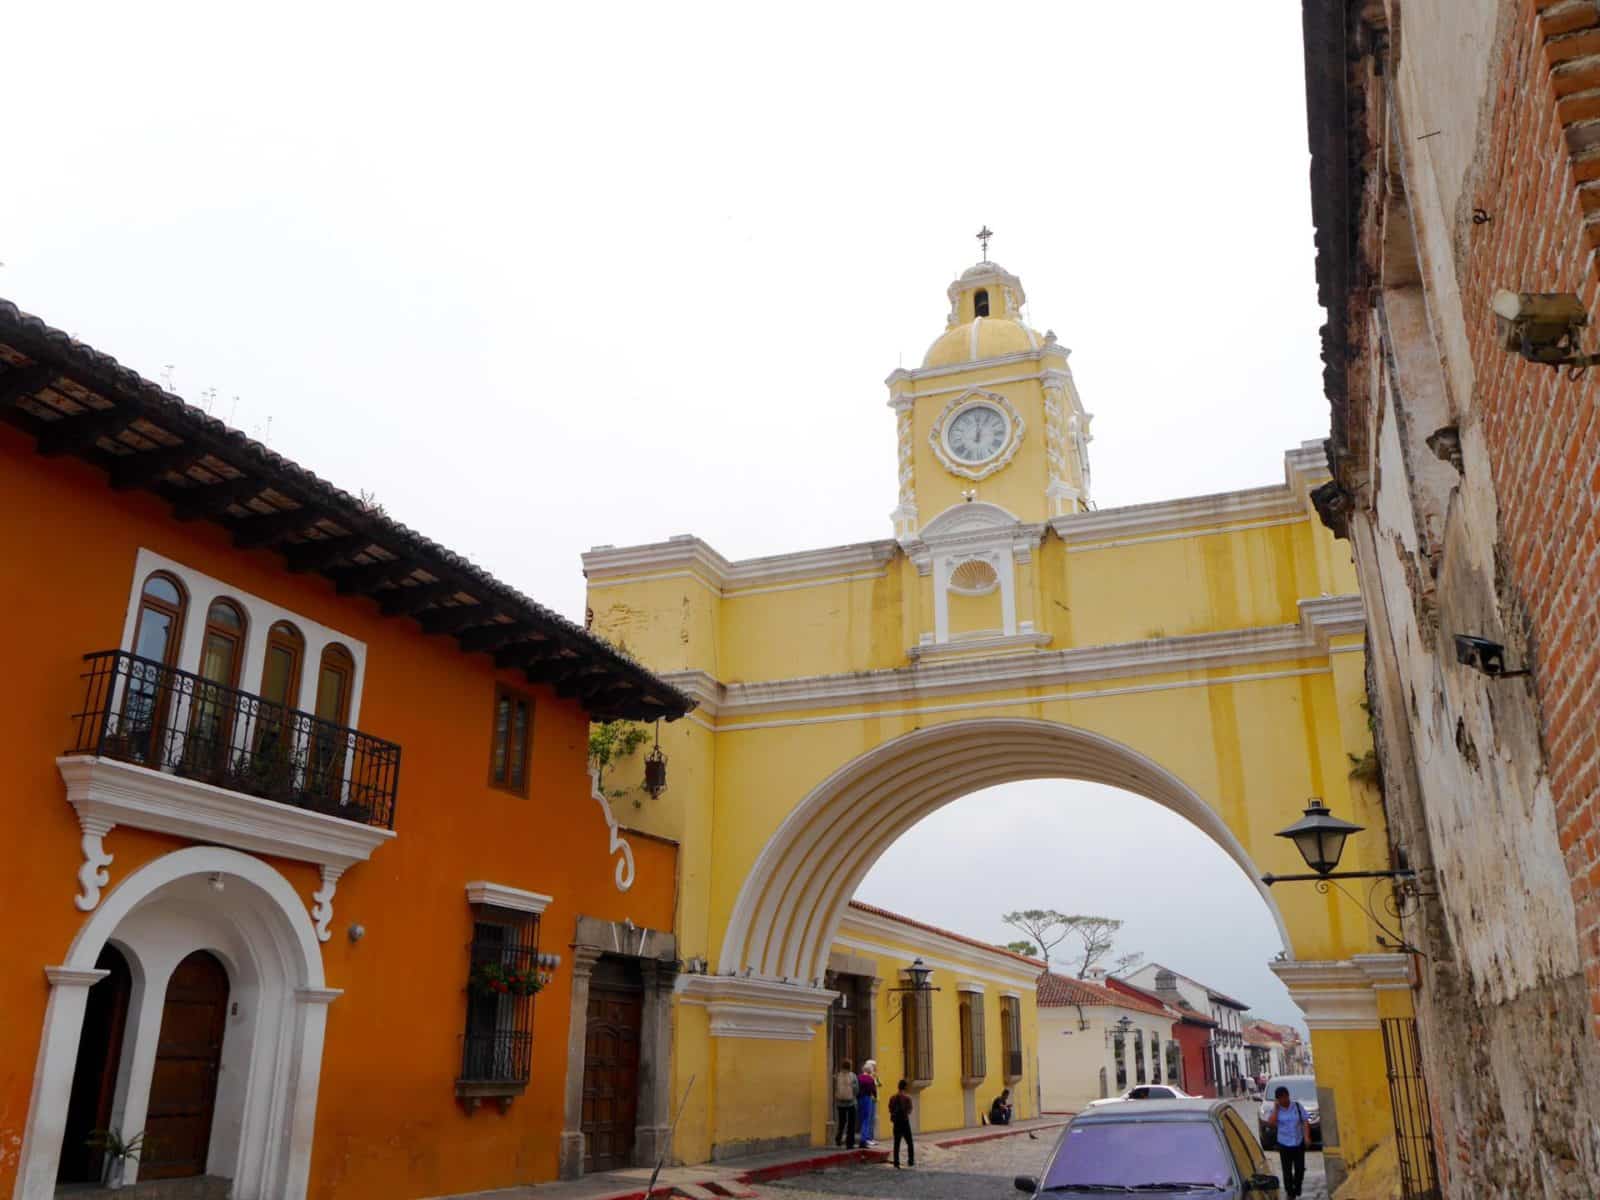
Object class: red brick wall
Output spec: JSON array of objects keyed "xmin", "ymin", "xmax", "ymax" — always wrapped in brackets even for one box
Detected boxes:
[{"xmin": 1462, "ymin": 0, "xmax": 1600, "ymax": 1037}]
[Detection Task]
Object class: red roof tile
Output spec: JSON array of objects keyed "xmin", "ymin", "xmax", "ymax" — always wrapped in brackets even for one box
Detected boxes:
[{"xmin": 1037, "ymin": 972, "xmax": 1172, "ymax": 1019}]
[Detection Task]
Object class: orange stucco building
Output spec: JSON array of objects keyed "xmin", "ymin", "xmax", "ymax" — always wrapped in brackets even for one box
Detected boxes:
[{"xmin": 0, "ymin": 301, "xmax": 693, "ymax": 1199}]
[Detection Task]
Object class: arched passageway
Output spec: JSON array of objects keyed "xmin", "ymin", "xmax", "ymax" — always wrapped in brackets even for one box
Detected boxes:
[
  {"xmin": 721, "ymin": 718, "xmax": 1291, "ymax": 985},
  {"xmin": 14, "ymin": 846, "xmax": 334, "ymax": 1200}
]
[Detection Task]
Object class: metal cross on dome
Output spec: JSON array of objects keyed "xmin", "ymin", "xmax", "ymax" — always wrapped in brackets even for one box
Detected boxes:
[{"xmin": 976, "ymin": 225, "xmax": 993, "ymax": 262}]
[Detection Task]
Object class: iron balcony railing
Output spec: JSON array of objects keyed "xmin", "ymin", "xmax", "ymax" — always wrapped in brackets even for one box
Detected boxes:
[
  {"xmin": 68, "ymin": 649, "xmax": 400, "ymax": 830},
  {"xmin": 459, "ymin": 1030, "xmax": 534, "ymax": 1084}
]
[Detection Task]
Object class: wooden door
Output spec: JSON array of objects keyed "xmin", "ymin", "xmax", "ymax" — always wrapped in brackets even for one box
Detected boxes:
[
  {"xmin": 141, "ymin": 951, "xmax": 230, "ymax": 1180},
  {"xmin": 582, "ymin": 960, "xmax": 643, "ymax": 1173},
  {"xmin": 58, "ymin": 945, "xmax": 133, "ymax": 1183}
]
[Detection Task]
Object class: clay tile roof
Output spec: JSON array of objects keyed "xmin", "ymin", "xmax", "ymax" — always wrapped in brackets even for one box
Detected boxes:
[
  {"xmin": 1037, "ymin": 972, "xmax": 1171, "ymax": 1019},
  {"xmin": 845, "ymin": 901, "xmax": 1047, "ymax": 970},
  {"xmin": 0, "ymin": 300, "xmax": 692, "ymax": 722}
]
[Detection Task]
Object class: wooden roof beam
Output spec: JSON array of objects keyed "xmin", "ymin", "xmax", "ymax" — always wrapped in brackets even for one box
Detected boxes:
[
  {"xmin": 331, "ymin": 557, "xmax": 419, "ymax": 596},
  {"xmin": 232, "ymin": 508, "xmax": 327, "ymax": 550},
  {"xmin": 418, "ymin": 604, "xmax": 494, "ymax": 635},
  {"xmin": 36, "ymin": 408, "xmax": 136, "ymax": 456},
  {"xmin": 457, "ymin": 622, "xmax": 535, "ymax": 654},
  {"xmin": 494, "ymin": 638, "xmax": 566, "ymax": 670},
  {"xmin": 0, "ymin": 365, "xmax": 59, "ymax": 408},
  {"xmin": 284, "ymin": 534, "xmax": 370, "ymax": 574},
  {"xmin": 109, "ymin": 444, "xmax": 205, "ymax": 490},
  {"xmin": 172, "ymin": 476, "xmax": 269, "ymax": 521},
  {"xmin": 377, "ymin": 581, "xmax": 458, "ymax": 617}
]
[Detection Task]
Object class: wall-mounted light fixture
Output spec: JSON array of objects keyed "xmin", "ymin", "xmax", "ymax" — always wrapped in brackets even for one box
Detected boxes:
[
  {"xmin": 1261, "ymin": 798, "xmax": 1415, "ymax": 885},
  {"xmin": 887, "ymin": 956, "xmax": 940, "ymax": 1022},
  {"xmin": 1453, "ymin": 634, "xmax": 1530, "ymax": 679},
  {"xmin": 642, "ymin": 720, "xmax": 668, "ymax": 800},
  {"xmin": 1493, "ymin": 290, "xmax": 1600, "ymax": 370}
]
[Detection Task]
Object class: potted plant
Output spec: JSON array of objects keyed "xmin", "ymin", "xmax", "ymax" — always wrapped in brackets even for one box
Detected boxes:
[
  {"xmin": 469, "ymin": 960, "xmax": 551, "ymax": 997},
  {"xmin": 86, "ymin": 1128, "xmax": 147, "ymax": 1190}
]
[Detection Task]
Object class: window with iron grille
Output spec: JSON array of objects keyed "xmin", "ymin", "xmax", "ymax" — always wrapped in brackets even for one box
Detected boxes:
[
  {"xmin": 958, "ymin": 990, "xmax": 987, "ymax": 1082},
  {"xmin": 1134, "ymin": 1030, "xmax": 1147, "ymax": 1083},
  {"xmin": 901, "ymin": 988, "xmax": 934, "ymax": 1085},
  {"xmin": 457, "ymin": 910, "xmax": 541, "ymax": 1101},
  {"xmin": 1000, "ymin": 995, "xmax": 1024, "ymax": 1081}
]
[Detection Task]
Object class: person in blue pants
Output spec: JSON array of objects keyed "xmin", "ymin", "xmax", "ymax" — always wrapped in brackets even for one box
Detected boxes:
[{"xmin": 857, "ymin": 1060, "xmax": 880, "ymax": 1147}]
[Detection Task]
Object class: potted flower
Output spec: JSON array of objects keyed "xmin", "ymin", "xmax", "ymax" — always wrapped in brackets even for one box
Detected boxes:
[
  {"xmin": 469, "ymin": 960, "xmax": 551, "ymax": 998},
  {"xmin": 86, "ymin": 1128, "xmax": 147, "ymax": 1190}
]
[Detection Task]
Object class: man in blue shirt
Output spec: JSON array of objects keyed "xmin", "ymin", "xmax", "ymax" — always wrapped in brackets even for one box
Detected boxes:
[{"xmin": 1271, "ymin": 1086, "xmax": 1309, "ymax": 1198}]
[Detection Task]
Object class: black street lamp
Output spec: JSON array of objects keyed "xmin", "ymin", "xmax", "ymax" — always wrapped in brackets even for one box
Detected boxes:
[{"xmin": 1261, "ymin": 797, "xmax": 1416, "ymax": 886}]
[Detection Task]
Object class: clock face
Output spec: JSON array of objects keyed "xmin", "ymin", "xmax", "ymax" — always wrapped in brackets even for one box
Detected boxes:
[{"xmin": 946, "ymin": 404, "xmax": 1009, "ymax": 463}]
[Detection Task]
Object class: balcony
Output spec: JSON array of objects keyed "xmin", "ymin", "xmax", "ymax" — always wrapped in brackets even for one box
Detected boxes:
[
  {"xmin": 58, "ymin": 650, "xmax": 399, "ymax": 933},
  {"xmin": 69, "ymin": 649, "xmax": 400, "ymax": 828}
]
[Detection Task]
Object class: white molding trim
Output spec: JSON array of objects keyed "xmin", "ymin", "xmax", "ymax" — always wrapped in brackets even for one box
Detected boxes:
[
  {"xmin": 928, "ymin": 390, "xmax": 1027, "ymax": 482},
  {"xmin": 57, "ymin": 756, "xmax": 395, "ymax": 931},
  {"xmin": 908, "ymin": 630, "xmax": 1052, "ymax": 662},
  {"xmin": 956, "ymin": 980, "xmax": 986, "ymax": 994},
  {"xmin": 588, "ymin": 764, "xmax": 635, "ymax": 893},
  {"xmin": 838, "ymin": 908, "xmax": 1045, "ymax": 985},
  {"xmin": 675, "ymin": 974, "xmax": 838, "ymax": 1041},
  {"xmin": 123, "ymin": 548, "xmax": 371, "ymax": 731},
  {"xmin": 16, "ymin": 846, "xmax": 330, "ymax": 1200},
  {"xmin": 658, "ymin": 595, "xmax": 1363, "ymax": 721},
  {"xmin": 466, "ymin": 881, "xmax": 555, "ymax": 915},
  {"xmin": 1268, "ymin": 957, "xmax": 1404, "ymax": 1030},
  {"xmin": 585, "ymin": 536, "xmax": 898, "ymax": 594},
  {"xmin": 586, "ymin": 446, "xmax": 1329, "ymax": 596}
]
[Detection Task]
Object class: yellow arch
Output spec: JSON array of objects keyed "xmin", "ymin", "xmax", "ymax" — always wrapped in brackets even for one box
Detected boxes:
[{"xmin": 722, "ymin": 717, "xmax": 1292, "ymax": 983}]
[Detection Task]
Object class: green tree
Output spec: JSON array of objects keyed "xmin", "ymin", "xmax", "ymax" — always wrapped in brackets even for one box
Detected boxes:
[
  {"xmin": 1002, "ymin": 939, "xmax": 1041, "ymax": 957},
  {"xmin": 1001, "ymin": 910, "xmax": 1073, "ymax": 970}
]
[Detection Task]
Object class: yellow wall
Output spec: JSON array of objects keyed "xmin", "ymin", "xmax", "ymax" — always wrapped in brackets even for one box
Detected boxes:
[{"xmin": 831, "ymin": 908, "xmax": 1041, "ymax": 1139}]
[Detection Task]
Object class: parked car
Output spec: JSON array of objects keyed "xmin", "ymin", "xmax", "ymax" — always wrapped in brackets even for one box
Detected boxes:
[
  {"xmin": 1086, "ymin": 1083, "xmax": 1199, "ymax": 1107},
  {"xmin": 1257, "ymin": 1074, "xmax": 1322, "ymax": 1149},
  {"xmin": 1014, "ymin": 1099, "xmax": 1280, "ymax": 1197}
]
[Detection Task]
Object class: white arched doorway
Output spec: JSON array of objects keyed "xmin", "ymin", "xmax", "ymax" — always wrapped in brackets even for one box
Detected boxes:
[
  {"xmin": 719, "ymin": 717, "xmax": 1292, "ymax": 985},
  {"xmin": 14, "ymin": 847, "xmax": 335, "ymax": 1200}
]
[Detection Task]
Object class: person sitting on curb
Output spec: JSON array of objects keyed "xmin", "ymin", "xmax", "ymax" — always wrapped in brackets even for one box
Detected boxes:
[{"xmin": 988, "ymin": 1088, "xmax": 1013, "ymax": 1126}]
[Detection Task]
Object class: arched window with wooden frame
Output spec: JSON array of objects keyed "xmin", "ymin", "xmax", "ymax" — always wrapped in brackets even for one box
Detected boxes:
[
  {"xmin": 185, "ymin": 598, "xmax": 247, "ymax": 779},
  {"xmin": 120, "ymin": 572, "xmax": 188, "ymax": 764},
  {"xmin": 252, "ymin": 622, "xmax": 305, "ymax": 781},
  {"xmin": 307, "ymin": 643, "xmax": 355, "ymax": 809}
]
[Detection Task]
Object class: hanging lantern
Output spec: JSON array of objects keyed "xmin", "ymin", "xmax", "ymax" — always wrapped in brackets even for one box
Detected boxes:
[
  {"xmin": 642, "ymin": 720, "xmax": 668, "ymax": 799},
  {"xmin": 1275, "ymin": 797, "xmax": 1364, "ymax": 876}
]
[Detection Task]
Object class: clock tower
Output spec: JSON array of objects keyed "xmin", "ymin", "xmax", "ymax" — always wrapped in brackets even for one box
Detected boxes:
[{"xmin": 886, "ymin": 257, "xmax": 1092, "ymax": 542}]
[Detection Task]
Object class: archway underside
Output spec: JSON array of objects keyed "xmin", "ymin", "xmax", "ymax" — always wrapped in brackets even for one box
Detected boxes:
[{"xmin": 720, "ymin": 718, "xmax": 1292, "ymax": 984}]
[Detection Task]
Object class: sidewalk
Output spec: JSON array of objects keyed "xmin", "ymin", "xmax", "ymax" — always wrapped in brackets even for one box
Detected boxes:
[{"xmin": 429, "ymin": 1116, "xmax": 1072, "ymax": 1200}]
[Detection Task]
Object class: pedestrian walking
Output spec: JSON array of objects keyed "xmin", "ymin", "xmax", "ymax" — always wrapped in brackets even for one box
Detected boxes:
[
  {"xmin": 857, "ymin": 1059, "xmax": 880, "ymax": 1147},
  {"xmin": 888, "ymin": 1078, "xmax": 915, "ymax": 1168},
  {"xmin": 1269, "ymin": 1085, "xmax": 1310, "ymax": 1199},
  {"xmin": 833, "ymin": 1059, "xmax": 859, "ymax": 1149}
]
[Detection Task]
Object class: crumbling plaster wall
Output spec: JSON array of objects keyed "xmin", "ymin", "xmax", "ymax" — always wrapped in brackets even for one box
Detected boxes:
[{"xmin": 1330, "ymin": 1, "xmax": 1600, "ymax": 1195}]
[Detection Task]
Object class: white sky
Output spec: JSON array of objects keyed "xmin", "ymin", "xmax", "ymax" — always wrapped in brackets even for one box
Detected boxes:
[{"xmin": 4, "ymin": 3, "xmax": 1323, "ymax": 1030}]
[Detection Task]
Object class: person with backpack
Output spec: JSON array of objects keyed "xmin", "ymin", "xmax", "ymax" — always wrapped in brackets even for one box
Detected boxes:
[
  {"xmin": 833, "ymin": 1058, "xmax": 859, "ymax": 1149},
  {"xmin": 888, "ymin": 1078, "xmax": 915, "ymax": 1168},
  {"xmin": 1269, "ymin": 1085, "xmax": 1310, "ymax": 1198}
]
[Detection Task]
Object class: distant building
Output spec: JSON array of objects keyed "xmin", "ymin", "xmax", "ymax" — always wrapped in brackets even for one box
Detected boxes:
[
  {"xmin": 1103, "ymin": 974, "xmax": 1219, "ymax": 1098},
  {"xmin": 1036, "ymin": 973, "xmax": 1177, "ymax": 1112},
  {"xmin": 1123, "ymin": 963, "xmax": 1250, "ymax": 1095},
  {"xmin": 827, "ymin": 903, "xmax": 1041, "ymax": 1137}
]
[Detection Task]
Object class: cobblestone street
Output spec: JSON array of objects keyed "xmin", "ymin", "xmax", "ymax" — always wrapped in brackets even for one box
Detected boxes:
[{"xmin": 756, "ymin": 1105, "xmax": 1326, "ymax": 1200}]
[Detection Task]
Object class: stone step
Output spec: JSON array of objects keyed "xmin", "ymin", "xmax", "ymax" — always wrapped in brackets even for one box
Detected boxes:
[{"xmin": 57, "ymin": 1174, "xmax": 231, "ymax": 1200}]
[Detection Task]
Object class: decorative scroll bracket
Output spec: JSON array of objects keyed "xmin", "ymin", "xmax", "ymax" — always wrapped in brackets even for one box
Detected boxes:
[
  {"xmin": 311, "ymin": 865, "xmax": 345, "ymax": 943},
  {"xmin": 588, "ymin": 764, "xmax": 635, "ymax": 893},
  {"xmin": 74, "ymin": 814, "xmax": 117, "ymax": 911}
]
